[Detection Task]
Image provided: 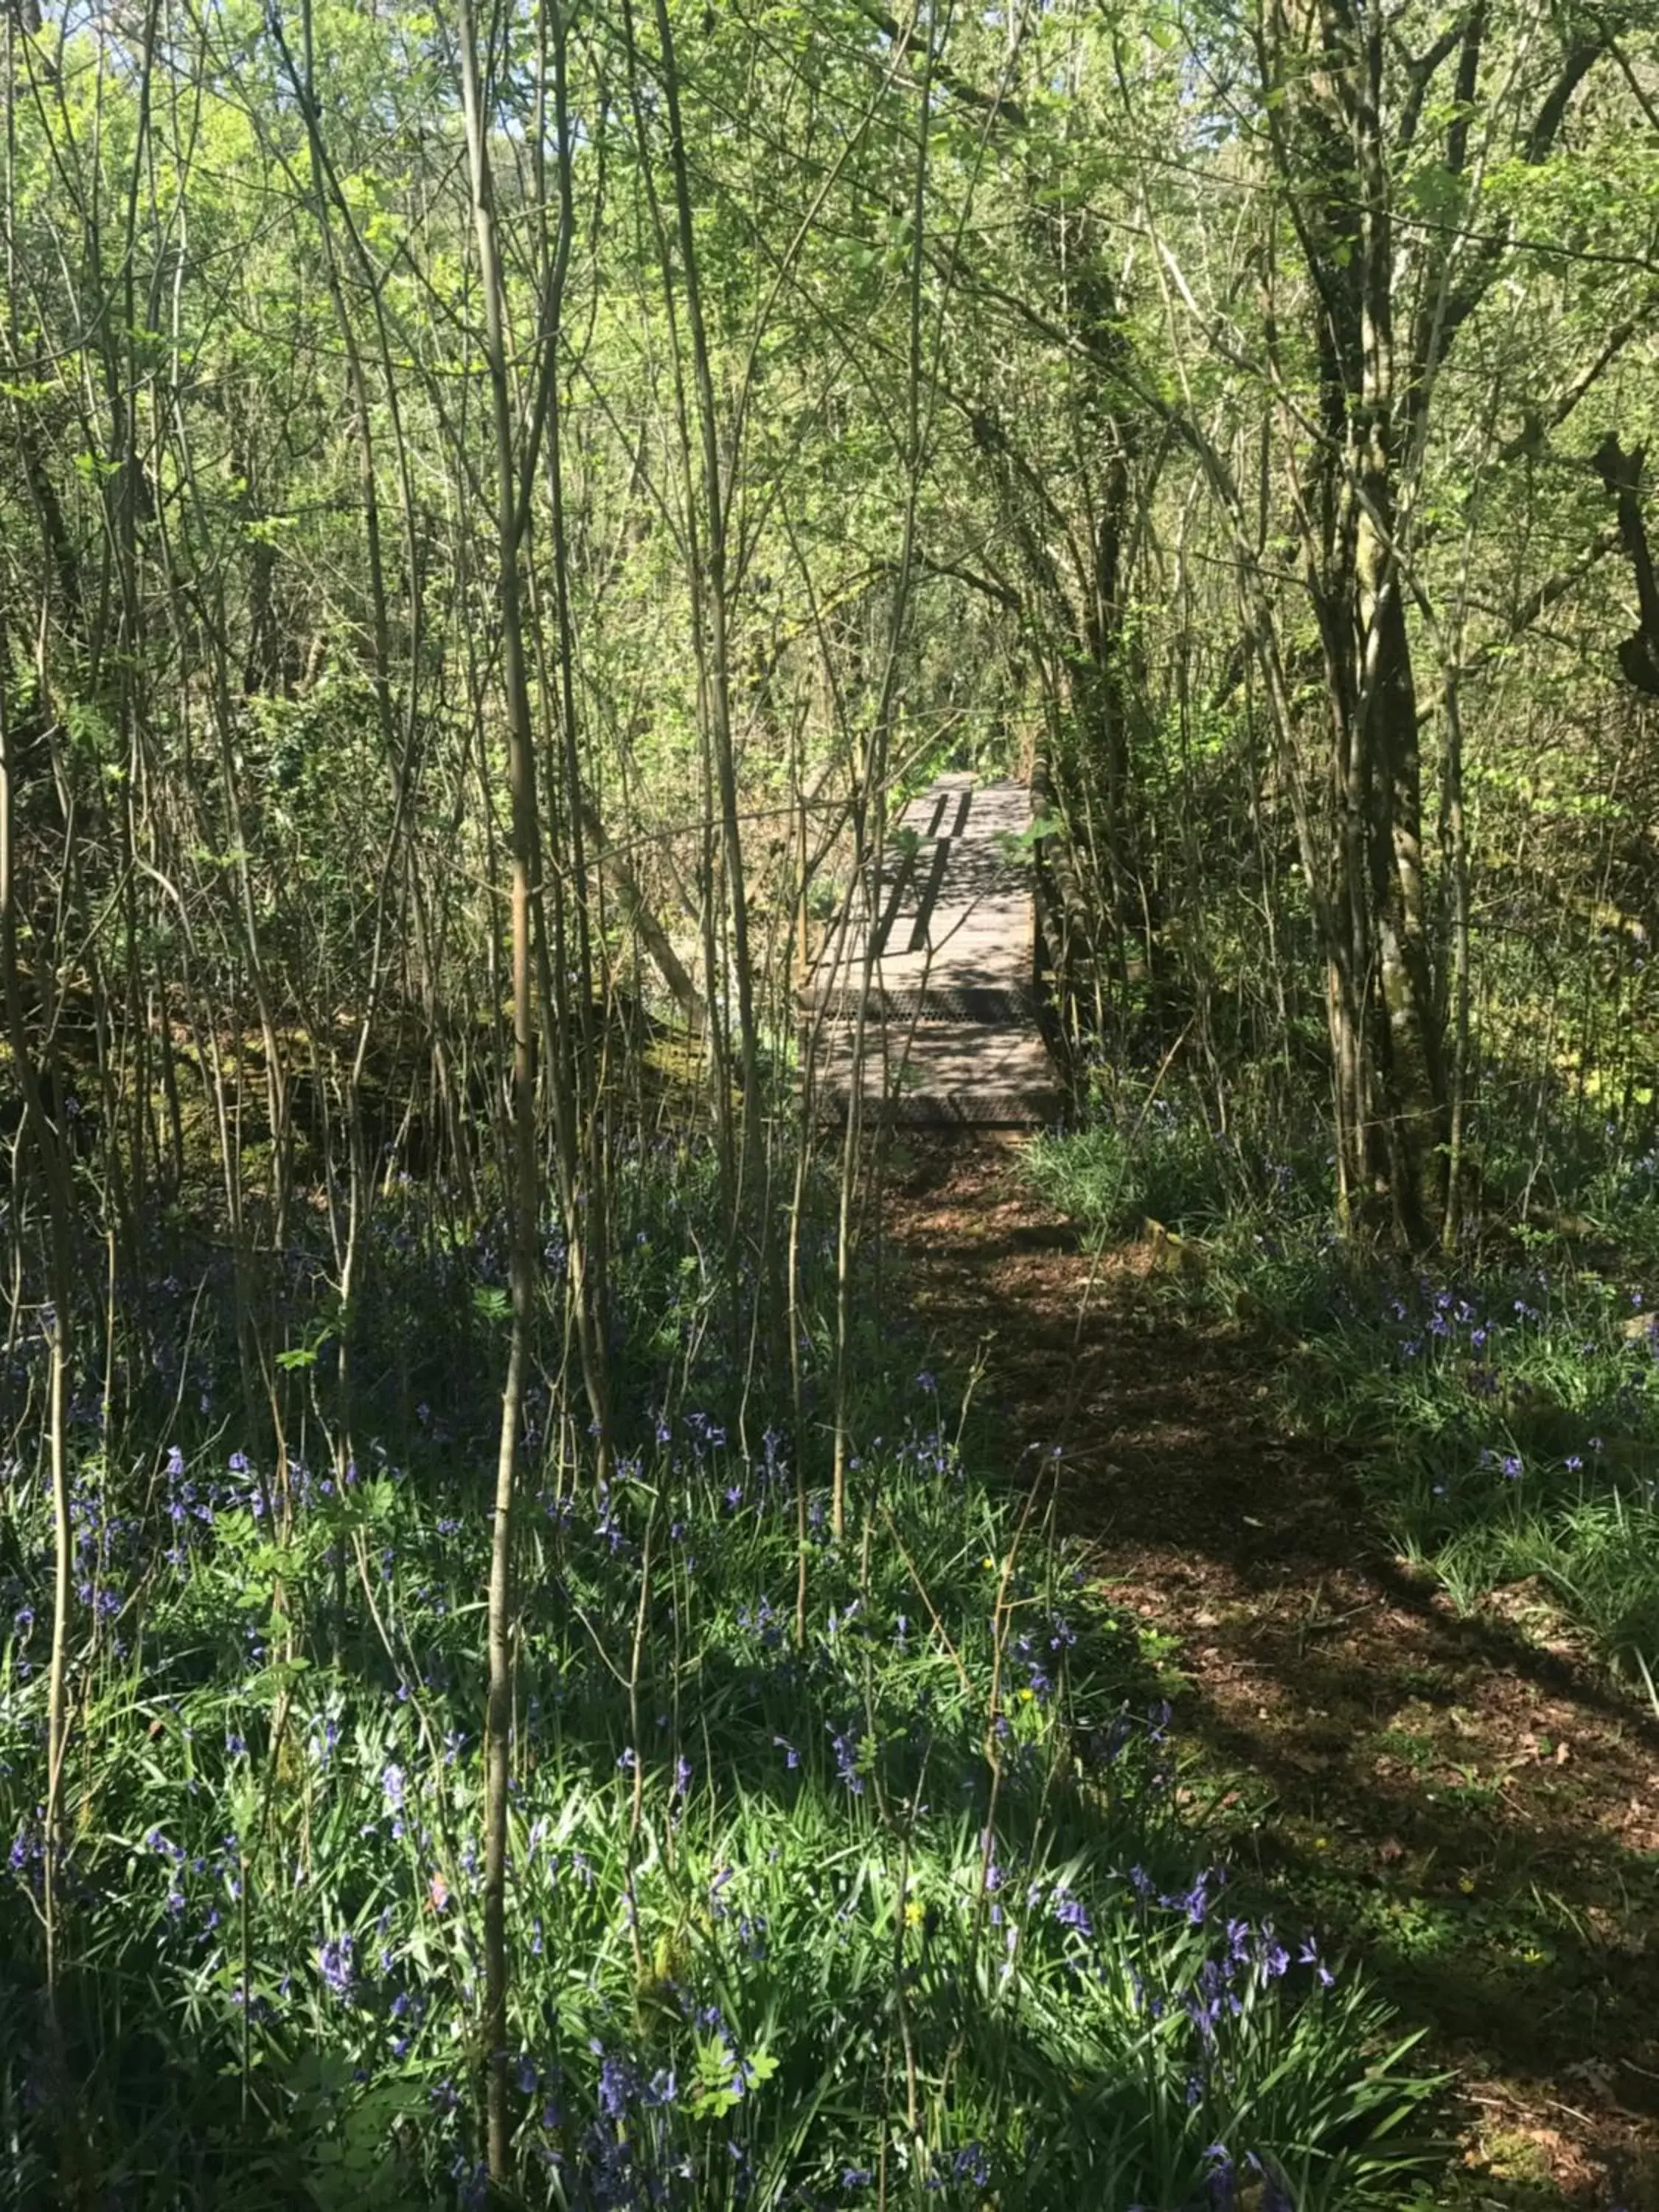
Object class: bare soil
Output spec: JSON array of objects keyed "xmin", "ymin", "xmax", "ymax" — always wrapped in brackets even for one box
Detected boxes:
[{"xmin": 886, "ymin": 1134, "xmax": 1659, "ymax": 2212}]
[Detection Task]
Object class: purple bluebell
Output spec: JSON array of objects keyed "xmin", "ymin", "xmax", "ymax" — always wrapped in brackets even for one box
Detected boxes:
[
  {"xmin": 1051, "ymin": 1888, "xmax": 1092, "ymax": 1938},
  {"xmin": 830, "ymin": 1727, "xmax": 864, "ymax": 1794},
  {"xmin": 317, "ymin": 1932, "xmax": 354, "ymax": 2000}
]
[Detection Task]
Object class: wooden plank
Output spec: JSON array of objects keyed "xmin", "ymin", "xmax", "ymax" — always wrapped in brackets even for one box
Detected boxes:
[
  {"xmin": 804, "ymin": 776, "xmax": 1059, "ymax": 1126},
  {"xmin": 803, "ymin": 778, "xmax": 1034, "ymax": 1008},
  {"xmin": 807, "ymin": 984, "xmax": 1034, "ymax": 1024},
  {"xmin": 811, "ymin": 1017, "xmax": 1059, "ymax": 1126}
]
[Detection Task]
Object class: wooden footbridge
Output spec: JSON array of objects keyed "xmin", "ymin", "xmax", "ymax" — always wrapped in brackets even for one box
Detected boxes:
[{"xmin": 804, "ymin": 776, "xmax": 1061, "ymax": 1127}]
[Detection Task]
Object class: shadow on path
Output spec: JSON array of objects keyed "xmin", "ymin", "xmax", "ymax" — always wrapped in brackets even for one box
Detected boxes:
[{"xmin": 886, "ymin": 1135, "xmax": 1659, "ymax": 2212}]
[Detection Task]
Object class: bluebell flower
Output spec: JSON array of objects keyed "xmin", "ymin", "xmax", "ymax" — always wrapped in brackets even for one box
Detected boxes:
[
  {"xmin": 1051, "ymin": 1888, "xmax": 1092, "ymax": 1937},
  {"xmin": 830, "ymin": 1727, "xmax": 863, "ymax": 1794},
  {"xmin": 596, "ymin": 2050, "xmax": 637, "ymax": 2118},
  {"xmin": 1178, "ymin": 1869, "xmax": 1219, "ymax": 1924},
  {"xmin": 1298, "ymin": 1935, "xmax": 1335, "ymax": 1987},
  {"xmin": 318, "ymin": 1932, "xmax": 354, "ymax": 1999}
]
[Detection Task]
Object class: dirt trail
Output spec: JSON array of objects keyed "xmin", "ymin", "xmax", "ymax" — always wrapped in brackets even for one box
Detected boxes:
[{"xmin": 888, "ymin": 1135, "xmax": 1659, "ymax": 2212}]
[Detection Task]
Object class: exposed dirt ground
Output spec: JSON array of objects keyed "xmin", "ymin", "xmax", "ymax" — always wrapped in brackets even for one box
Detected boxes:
[{"xmin": 886, "ymin": 1134, "xmax": 1659, "ymax": 2212}]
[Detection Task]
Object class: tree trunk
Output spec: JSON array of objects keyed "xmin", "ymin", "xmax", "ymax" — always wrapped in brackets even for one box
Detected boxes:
[{"xmin": 455, "ymin": 4, "xmax": 540, "ymax": 2176}]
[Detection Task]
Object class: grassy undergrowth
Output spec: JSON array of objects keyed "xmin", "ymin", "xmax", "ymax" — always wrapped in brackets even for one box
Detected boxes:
[
  {"xmin": 1026, "ymin": 1088, "xmax": 1659, "ymax": 1696},
  {"xmin": 1, "ymin": 1141, "xmax": 1437, "ymax": 2208}
]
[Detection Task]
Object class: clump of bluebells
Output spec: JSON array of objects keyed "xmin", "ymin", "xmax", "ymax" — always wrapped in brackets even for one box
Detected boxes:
[
  {"xmin": 1270, "ymin": 1260, "xmax": 1659, "ymax": 1673},
  {"xmin": 1, "ymin": 1158, "xmax": 1436, "ymax": 2210},
  {"xmin": 1036, "ymin": 1100, "xmax": 1659, "ymax": 1683}
]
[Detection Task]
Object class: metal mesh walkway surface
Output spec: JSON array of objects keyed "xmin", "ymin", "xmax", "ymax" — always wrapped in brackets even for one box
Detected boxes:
[{"xmin": 804, "ymin": 776, "xmax": 1060, "ymax": 1127}]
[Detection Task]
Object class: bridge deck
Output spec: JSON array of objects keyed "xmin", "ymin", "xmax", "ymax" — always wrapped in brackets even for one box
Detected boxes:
[{"xmin": 805, "ymin": 776, "xmax": 1060, "ymax": 1127}]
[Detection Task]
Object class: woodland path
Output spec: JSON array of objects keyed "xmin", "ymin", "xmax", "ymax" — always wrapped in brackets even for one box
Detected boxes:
[
  {"xmin": 806, "ymin": 775, "xmax": 1059, "ymax": 1125},
  {"xmin": 887, "ymin": 1135, "xmax": 1659, "ymax": 2212}
]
